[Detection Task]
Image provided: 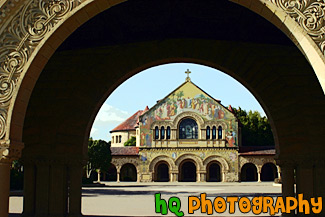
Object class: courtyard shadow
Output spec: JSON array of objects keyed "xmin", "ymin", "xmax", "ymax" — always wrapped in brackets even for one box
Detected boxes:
[{"xmin": 82, "ymin": 188, "xmax": 282, "ymax": 198}]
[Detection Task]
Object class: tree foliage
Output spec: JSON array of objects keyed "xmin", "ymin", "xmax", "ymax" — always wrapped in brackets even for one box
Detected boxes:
[
  {"xmin": 232, "ymin": 107, "xmax": 274, "ymax": 146},
  {"xmin": 88, "ymin": 138, "xmax": 112, "ymax": 172},
  {"xmin": 124, "ymin": 136, "xmax": 136, "ymax": 146}
]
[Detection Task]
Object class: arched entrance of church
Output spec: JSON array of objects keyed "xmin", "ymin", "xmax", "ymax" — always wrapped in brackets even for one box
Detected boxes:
[
  {"xmin": 155, "ymin": 162, "xmax": 170, "ymax": 182},
  {"xmin": 261, "ymin": 163, "xmax": 278, "ymax": 182},
  {"xmin": 241, "ymin": 163, "xmax": 258, "ymax": 182},
  {"xmin": 207, "ymin": 162, "xmax": 221, "ymax": 182},
  {"xmin": 1, "ymin": 0, "xmax": 325, "ymax": 216},
  {"xmin": 120, "ymin": 164, "xmax": 137, "ymax": 182},
  {"xmin": 179, "ymin": 161, "xmax": 197, "ymax": 182}
]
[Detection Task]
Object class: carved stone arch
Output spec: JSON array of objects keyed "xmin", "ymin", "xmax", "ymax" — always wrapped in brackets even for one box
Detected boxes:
[
  {"xmin": 241, "ymin": 162, "xmax": 259, "ymax": 173},
  {"xmin": 216, "ymin": 121, "xmax": 227, "ymax": 130},
  {"xmin": 240, "ymin": 156, "xmax": 265, "ymax": 170},
  {"xmin": 261, "ymin": 161, "xmax": 278, "ymax": 173},
  {"xmin": 0, "ymin": 0, "xmax": 323, "ymax": 157},
  {"xmin": 115, "ymin": 158, "xmax": 139, "ymax": 172},
  {"xmin": 149, "ymin": 155, "xmax": 176, "ymax": 172},
  {"xmin": 203, "ymin": 155, "xmax": 230, "ymax": 172},
  {"xmin": 175, "ymin": 153, "xmax": 204, "ymax": 171},
  {"xmin": 171, "ymin": 111, "xmax": 204, "ymax": 129},
  {"xmin": 261, "ymin": 160, "xmax": 277, "ymax": 168}
]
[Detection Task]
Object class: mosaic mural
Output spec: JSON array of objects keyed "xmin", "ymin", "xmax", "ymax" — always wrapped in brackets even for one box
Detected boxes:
[{"xmin": 139, "ymin": 82, "xmax": 238, "ymax": 147}]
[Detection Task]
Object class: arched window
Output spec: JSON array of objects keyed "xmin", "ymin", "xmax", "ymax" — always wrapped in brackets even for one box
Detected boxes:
[
  {"xmin": 116, "ymin": 136, "xmax": 118, "ymax": 143},
  {"xmin": 206, "ymin": 126, "xmax": 210, "ymax": 139},
  {"xmin": 212, "ymin": 126, "xmax": 216, "ymax": 139},
  {"xmin": 179, "ymin": 118, "xmax": 198, "ymax": 139},
  {"xmin": 155, "ymin": 126, "xmax": 159, "ymax": 140},
  {"xmin": 166, "ymin": 126, "xmax": 171, "ymax": 140},
  {"xmin": 218, "ymin": 126, "xmax": 222, "ymax": 139},
  {"xmin": 161, "ymin": 126, "xmax": 165, "ymax": 139},
  {"xmin": 112, "ymin": 136, "xmax": 114, "ymax": 143},
  {"xmin": 119, "ymin": 135, "xmax": 122, "ymax": 143}
]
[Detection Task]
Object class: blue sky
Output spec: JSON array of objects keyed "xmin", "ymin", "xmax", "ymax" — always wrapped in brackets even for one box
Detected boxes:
[{"xmin": 90, "ymin": 63, "xmax": 266, "ymax": 141}]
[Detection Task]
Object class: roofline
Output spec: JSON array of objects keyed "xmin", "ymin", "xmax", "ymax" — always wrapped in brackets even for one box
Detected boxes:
[{"xmin": 110, "ymin": 129, "xmax": 136, "ymax": 133}]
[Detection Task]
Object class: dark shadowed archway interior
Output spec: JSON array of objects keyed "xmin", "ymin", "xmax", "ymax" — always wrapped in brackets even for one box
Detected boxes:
[
  {"xmin": 179, "ymin": 161, "xmax": 196, "ymax": 182},
  {"xmin": 207, "ymin": 162, "xmax": 221, "ymax": 182},
  {"xmin": 120, "ymin": 164, "xmax": 137, "ymax": 182},
  {"xmin": 261, "ymin": 163, "xmax": 278, "ymax": 181},
  {"xmin": 241, "ymin": 163, "xmax": 257, "ymax": 182},
  {"xmin": 155, "ymin": 162, "xmax": 169, "ymax": 182}
]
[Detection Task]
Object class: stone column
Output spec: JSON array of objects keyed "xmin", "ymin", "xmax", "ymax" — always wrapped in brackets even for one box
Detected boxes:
[
  {"xmin": 173, "ymin": 172, "xmax": 178, "ymax": 182},
  {"xmin": 296, "ymin": 160, "xmax": 314, "ymax": 199},
  {"xmin": 257, "ymin": 172, "xmax": 261, "ymax": 182},
  {"xmin": 200, "ymin": 172, "xmax": 206, "ymax": 182},
  {"xmin": 1, "ymin": 142, "xmax": 23, "ymax": 217},
  {"xmin": 97, "ymin": 170, "xmax": 101, "ymax": 182},
  {"xmin": 171, "ymin": 129, "xmax": 177, "ymax": 140},
  {"xmin": 196, "ymin": 171, "xmax": 200, "ymax": 182},
  {"xmin": 0, "ymin": 161, "xmax": 11, "ymax": 217},
  {"xmin": 257, "ymin": 166, "xmax": 261, "ymax": 182},
  {"xmin": 276, "ymin": 165, "xmax": 281, "ymax": 181},
  {"xmin": 201, "ymin": 129, "xmax": 206, "ymax": 140},
  {"xmin": 279, "ymin": 160, "xmax": 295, "ymax": 216},
  {"xmin": 23, "ymin": 162, "xmax": 36, "ymax": 217},
  {"xmin": 137, "ymin": 170, "xmax": 140, "ymax": 182},
  {"xmin": 117, "ymin": 167, "xmax": 120, "ymax": 182},
  {"xmin": 68, "ymin": 163, "xmax": 83, "ymax": 217},
  {"xmin": 169, "ymin": 172, "xmax": 173, "ymax": 182},
  {"xmin": 313, "ymin": 159, "xmax": 325, "ymax": 216},
  {"xmin": 222, "ymin": 172, "xmax": 226, "ymax": 182},
  {"xmin": 49, "ymin": 163, "xmax": 68, "ymax": 217}
]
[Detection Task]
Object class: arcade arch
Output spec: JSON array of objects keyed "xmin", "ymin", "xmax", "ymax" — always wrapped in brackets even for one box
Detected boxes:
[
  {"xmin": 241, "ymin": 163, "xmax": 258, "ymax": 182},
  {"xmin": 261, "ymin": 163, "xmax": 278, "ymax": 182},
  {"xmin": 155, "ymin": 162, "xmax": 170, "ymax": 182},
  {"xmin": 120, "ymin": 163, "xmax": 137, "ymax": 182},
  {"xmin": 179, "ymin": 160, "xmax": 197, "ymax": 182},
  {"xmin": 206, "ymin": 162, "xmax": 222, "ymax": 182},
  {"xmin": 0, "ymin": 0, "xmax": 324, "ymax": 216}
]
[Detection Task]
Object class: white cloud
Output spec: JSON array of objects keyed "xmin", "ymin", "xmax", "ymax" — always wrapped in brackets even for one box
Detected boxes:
[
  {"xmin": 94, "ymin": 103, "xmax": 129, "ymax": 123},
  {"xmin": 90, "ymin": 103, "xmax": 130, "ymax": 140},
  {"xmin": 90, "ymin": 127, "xmax": 98, "ymax": 137}
]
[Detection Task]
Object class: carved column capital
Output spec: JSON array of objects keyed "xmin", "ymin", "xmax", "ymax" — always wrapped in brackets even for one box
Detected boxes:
[{"xmin": 0, "ymin": 140, "xmax": 24, "ymax": 163}]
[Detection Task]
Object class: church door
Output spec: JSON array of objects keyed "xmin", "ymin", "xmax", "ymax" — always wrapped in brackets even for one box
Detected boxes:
[
  {"xmin": 179, "ymin": 161, "xmax": 196, "ymax": 182},
  {"xmin": 207, "ymin": 163, "xmax": 221, "ymax": 182},
  {"xmin": 156, "ymin": 163, "xmax": 169, "ymax": 182}
]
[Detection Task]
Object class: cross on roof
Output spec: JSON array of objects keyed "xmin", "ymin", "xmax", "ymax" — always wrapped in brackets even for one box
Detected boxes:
[{"xmin": 185, "ymin": 69, "xmax": 191, "ymax": 82}]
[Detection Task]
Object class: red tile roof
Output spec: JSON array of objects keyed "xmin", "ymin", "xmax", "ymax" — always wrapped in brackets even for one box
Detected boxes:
[
  {"xmin": 111, "ymin": 147, "xmax": 139, "ymax": 156},
  {"xmin": 239, "ymin": 146, "xmax": 275, "ymax": 156},
  {"xmin": 110, "ymin": 110, "xmax": 143, "ymax": 132}
]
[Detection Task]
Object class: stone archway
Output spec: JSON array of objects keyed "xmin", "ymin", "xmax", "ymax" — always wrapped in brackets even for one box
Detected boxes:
[
  {"xmin": 0, "ymin": 0, "xmax": 325, "ymax": 216},
  {"xmin": 203, "ymin": 155, "xmax": 229, "ymax": 182},
  {"xmin": 206, "ymin": 162, "xmax": 222, "ymax": 182},
  {"xmin": 179, "ymin": 160, "xmax": 197, "ymax": 182},
  {"xmin": 155, "ymin": 161, "xmax": 170, "ymax": 182},
  {"xmin": 241, "ymin": 163, "xmax": 258, "ymax": 182},
  {"xmin": 261, "ymin": 163, "xmax": 278, "ymax": 182},
  {"xmin": 120, "ymin": 163, "xmax": 137, "ymax": 182}
]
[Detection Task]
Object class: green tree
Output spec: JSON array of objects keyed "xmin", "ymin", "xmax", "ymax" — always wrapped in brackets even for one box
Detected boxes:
[
  {"xmin": 233, "ymin": 107, "xmax": 274, "ymax": 146},
  {"xmin": 87, "ymin": 138, "xmax": 112, "ymax": 180},
  {"xmin": 124, "ymin": 136, "xmax": 136, "ymax": 146}
]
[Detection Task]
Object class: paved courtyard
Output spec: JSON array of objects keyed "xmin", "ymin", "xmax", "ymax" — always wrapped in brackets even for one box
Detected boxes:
[{"xmin": 10, "ymin": 182, "xmax": 281, "ymax": 216}]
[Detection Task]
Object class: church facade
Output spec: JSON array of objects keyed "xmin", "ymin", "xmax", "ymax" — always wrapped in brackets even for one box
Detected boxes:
[{"xmin": 109, "ymin": 74, "xmax": 278, "ymax": 183}]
